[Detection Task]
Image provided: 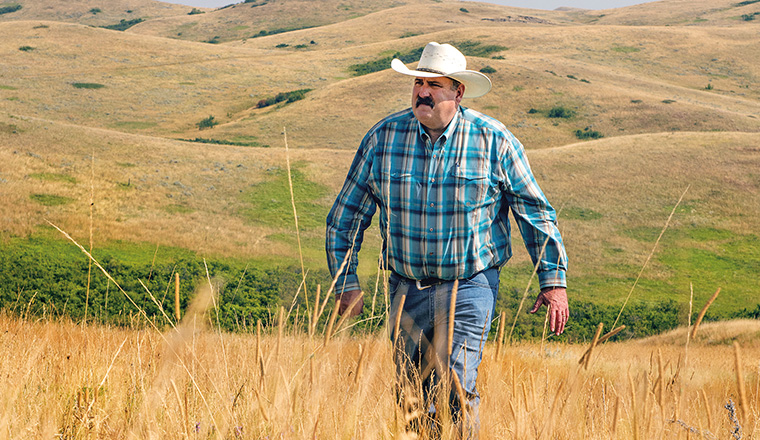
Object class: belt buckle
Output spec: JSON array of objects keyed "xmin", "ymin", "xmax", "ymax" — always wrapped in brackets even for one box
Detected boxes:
[{"xmin": 416, "ymin": 279, "xmax": 431, "ymax": 290}]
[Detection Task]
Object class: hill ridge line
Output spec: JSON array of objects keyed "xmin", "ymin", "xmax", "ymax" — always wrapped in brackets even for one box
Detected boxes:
[{"xmin": 543, "ymin": 130, "xmax": 758, "ymax": 152}]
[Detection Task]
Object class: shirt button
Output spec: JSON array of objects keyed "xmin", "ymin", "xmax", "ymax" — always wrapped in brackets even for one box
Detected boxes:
[
  {"xmin": 429, "ymin": 252, "xmax": 433, "ymax": 255},
  {"xmin": 429, "ymin": 228, "xmax": 433, "ymax": 232},
  {"xmin": 430, "ymin": 203, "xmax": 434, "ymax": 207},
  {"xmin": 431, "ymin": 178, "xmax": 435, "ymax": 183}
]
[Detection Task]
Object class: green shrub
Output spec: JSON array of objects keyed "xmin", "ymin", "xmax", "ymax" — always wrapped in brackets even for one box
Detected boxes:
[
  {"xmin": 72, "ymin": 82, "xmax": 105, "ymax": 89},
  {"xmin": 30, "ymin": 173, "xmax": 77, "ymax": 184},
  {"xmin": 612, "ymin": 45, "xmax": 640, "ymax": 53},
  {"xmin": 251, "ymin": 25, "xmax": 316, "ymax": 39},
  {"xmin": 196, "ymin": 115, "xmax": 218, "ymax": 130},
  {"xmin": 349, "ymin": 47, "xmax": 424, "ymax": 76},
  {"xmin": 480, "ymin": 66, "xmax": 497, "ymax": 74},
  {"xmin": 705, "ymin": 83, "xmax": 714, "ymax": 90},
  {"xmin": 548, "ymin": 106, "xmax": 575, "ymax": 119},
  {"xmin": 460, "ymin": 7, "xmax": 469, "ymax": 12},
  {"xmin": 89, "ymin": 8, "xmax": 101, "ymax": 14},
  {"xmin": 0, "ymin": 4, "xmax": 22, "ymax": 15},
  {"xmin": 256, "ymin": 89, "xmax": 311, "ymax": 108},
  {"xmin": 180, "ymin": 137, "xmax": 265, "ymax": 147},
  {"xmin": 19, "ymin": 46, "xmax": 35, "ymax": 52},
  {"xmin": 574, "ymin": 127, "xmax": 604, "ymax": 140},
  {"xmin": 454, "ymin": 40, "xmax": 508, "ymax": 58},
  {"xmin": 188, "ymin": 8, "xmax": 204, "ymax": 15},
  {"xmin": 560, "ymin": 206, "xmax": 603, "ymax": 220},
  {"xmin": 0, "ymin": 236, "xmax": 319, "ymax": 331},
  {"xmin": 30, "ymin": 194, "xmax": 74, "ymax": 206},
  {"xmin": 741, "ymin": 12, "xmax": 759, "ymax": 20},
  {"xmin": 736, "ymin": 0, "xmax": 760, "ymax": 5},
  {"xmin": 100, "ymin": 18, "xmax": 144, "ymax": 31}
]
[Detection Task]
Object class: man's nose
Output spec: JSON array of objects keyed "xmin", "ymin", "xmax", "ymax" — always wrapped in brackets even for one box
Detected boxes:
[{"xmin": 417, "ymin": 85, "xmax": 431, "ymax": 97}]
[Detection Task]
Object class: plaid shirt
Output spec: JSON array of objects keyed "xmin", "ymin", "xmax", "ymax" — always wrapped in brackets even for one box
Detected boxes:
[{"xmin": 326, "ymin": 106, "xmax": 567, "ymax": 294}]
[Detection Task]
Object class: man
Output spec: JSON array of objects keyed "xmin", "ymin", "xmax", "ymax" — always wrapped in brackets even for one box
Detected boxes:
[{"xmin": 325, "ymin": 42, "xmax": 568, "ymax": 436}]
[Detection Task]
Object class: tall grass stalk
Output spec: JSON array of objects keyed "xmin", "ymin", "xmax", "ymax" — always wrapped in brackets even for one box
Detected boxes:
[
  {"xmin": 495, "ymin": 311, "xmax": 506, "ymax": 359},
  {"xmin": 448, "ymin": 280, "xmax": 459, "ymax": 359},
  {"xmin": 283, "ymin": 127, "xmax": 310, "ymax": 317},
  {"xmin": 691, "ymin": 287, "xmax": 721, "ymax": 339},
  {"xmin": 507, "ymin": 233, "xmax": 552, "ymax": 345},
  {"xmin": 582, "ymin": 322, "xmax": 604, "ymax": 370},
  {"xmin": 612, "ymin": 185, "xmax": 690, "ymax": 330},
  {"xmin": 84, "ymin": 150, "xmax": 95, "ymax": 326},
  {"xmin": 734, "ymin": 341, "xmax": 749, "ymax": 423}
]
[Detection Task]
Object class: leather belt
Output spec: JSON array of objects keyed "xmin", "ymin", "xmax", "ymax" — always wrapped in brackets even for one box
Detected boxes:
[
  {"xmin": 415, "ymin": 277, "xmax": 447, "ymax": 290},
  {"xmin": 391, "ymin": 270, "xmax": 463, "ymax": 290}
]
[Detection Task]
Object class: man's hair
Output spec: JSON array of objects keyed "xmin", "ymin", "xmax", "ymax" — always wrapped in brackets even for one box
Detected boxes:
[{"xmin": 450, "ymin": 78, "xmax": 462, "ymax": 91}]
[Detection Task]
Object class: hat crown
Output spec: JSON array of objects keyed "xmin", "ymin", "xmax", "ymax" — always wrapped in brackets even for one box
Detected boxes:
[{"xmin": 416, "ymin": 42, "xmax": 467, "ymax": 75}]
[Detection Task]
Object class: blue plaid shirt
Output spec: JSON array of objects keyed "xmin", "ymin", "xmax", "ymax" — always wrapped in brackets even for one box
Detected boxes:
[{"xmin": 326, "ymin": 106, "xmax": 567, "ymax": 294}]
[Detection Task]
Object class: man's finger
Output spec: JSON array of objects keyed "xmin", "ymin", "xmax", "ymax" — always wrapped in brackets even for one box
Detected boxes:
[{"xmin": 528, "ymin": 294, "xmax": 544, "ymax": 314}]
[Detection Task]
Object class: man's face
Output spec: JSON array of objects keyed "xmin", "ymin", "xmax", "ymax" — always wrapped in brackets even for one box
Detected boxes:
[{"xmin": 411, "ymin": 76, "xmax": 464, "ymax": 133}]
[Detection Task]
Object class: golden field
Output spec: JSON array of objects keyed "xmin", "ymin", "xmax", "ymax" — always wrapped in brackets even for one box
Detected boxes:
[{"xmin": 1, "ymin": 305, "xmax": 758, "ymax": 439}]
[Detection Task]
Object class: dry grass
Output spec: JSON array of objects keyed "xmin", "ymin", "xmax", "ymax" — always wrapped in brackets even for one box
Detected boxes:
[
  {"xmin": 1, "ymin": 311, "xmax": 758, "ymax": 439},
  {"xmin": 0, "ymin": 0, "xmax": 191, "ymax": 26}
]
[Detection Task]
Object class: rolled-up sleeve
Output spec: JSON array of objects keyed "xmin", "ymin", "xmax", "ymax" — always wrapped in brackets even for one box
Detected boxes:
[{"xmin": 500, "ymin": 136, "xmax": 567, "ymax": 290}]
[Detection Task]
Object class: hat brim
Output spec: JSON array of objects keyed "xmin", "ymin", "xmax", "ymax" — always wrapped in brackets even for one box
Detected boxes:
[{"xmin": 391, "ymin": 58, "xmax": 492, "ymax": 98}]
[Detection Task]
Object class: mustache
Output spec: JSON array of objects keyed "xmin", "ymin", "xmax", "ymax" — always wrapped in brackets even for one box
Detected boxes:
[{"xmin": 415, "ymin": 96, "xmax": 435, "ymax": 108}]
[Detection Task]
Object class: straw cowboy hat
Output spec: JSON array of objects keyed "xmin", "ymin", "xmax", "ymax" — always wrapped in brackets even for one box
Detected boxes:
[{"xmin": 391, "ymin": 42, "xmax": 492, "ymax": 98}]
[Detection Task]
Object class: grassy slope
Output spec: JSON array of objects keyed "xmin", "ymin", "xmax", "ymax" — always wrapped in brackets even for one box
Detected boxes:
[
  {"xmin": 1, "ymin": 0, "xmax": 759, "ymax": 320},
  {"xmin": 127, "ymin": 0, "xmax": 434, "ymax": 43},
  {"xmin": 0, "ymin": 0, "xmax": 195, "ymax": 26}
]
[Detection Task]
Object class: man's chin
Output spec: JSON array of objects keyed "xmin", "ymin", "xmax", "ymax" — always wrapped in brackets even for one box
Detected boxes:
[{"xmin": 413, "ymin": 107, "xmax": 434, "ymax": 121}]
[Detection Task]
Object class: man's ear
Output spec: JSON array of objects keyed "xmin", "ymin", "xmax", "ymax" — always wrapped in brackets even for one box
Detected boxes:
[{"xmin": 456, "ymin": 83, "xmax": 465, "ymax": 103}]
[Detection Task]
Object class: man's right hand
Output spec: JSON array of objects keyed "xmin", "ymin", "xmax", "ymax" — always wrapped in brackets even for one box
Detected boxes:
[{"xmin": 336, "ymin": 289, "xmax": 364, "ymax": 317}]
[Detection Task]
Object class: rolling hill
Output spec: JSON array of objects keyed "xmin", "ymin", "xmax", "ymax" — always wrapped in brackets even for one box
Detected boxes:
[{"xmin": 0, "ymin": 0, "xmax": 759, "ymax": 331}]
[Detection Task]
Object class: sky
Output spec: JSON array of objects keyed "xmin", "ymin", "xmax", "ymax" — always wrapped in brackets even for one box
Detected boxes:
[{"xmin": 160, "ymin": 0, "xmax": 659, "ymax": 11}]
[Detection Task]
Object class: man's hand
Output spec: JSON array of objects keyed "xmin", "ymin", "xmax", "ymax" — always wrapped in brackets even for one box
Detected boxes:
[
  {"xmin": 529, "ymin": 287, "xmax": 569, "ymax": 335},
  {"xmin": 336, "ymin": 289, "xmax": 364, "ymax": 317}
]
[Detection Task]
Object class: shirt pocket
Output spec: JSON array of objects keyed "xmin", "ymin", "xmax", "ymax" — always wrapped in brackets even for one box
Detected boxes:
[
  {"xmin": 450, "ymin": 165, "xmax": 491, "ymax": 209},
  {"xmin": 377, "ymin": 171, "xmax": 422, "ymax": 204}
]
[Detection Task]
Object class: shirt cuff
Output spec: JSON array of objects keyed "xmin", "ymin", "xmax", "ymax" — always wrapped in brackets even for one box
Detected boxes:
[
  {"xmin": 538, "ymin": 269, "xmax": 566, "ymax": 291},
  {"xmin": 333, "ymin": 273, "xmax": 361, "ymax": 296}
]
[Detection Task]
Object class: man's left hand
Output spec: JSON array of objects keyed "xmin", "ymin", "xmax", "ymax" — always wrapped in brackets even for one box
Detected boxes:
[{"xmin": 529, "ymin": 287, "xmax": 569, "ymax": 335}]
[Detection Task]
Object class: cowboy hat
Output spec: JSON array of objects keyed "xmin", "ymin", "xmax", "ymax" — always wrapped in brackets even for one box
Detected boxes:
[{"xmin": 391, "ymin": 42, "xmax": 492, "ymax": 98}]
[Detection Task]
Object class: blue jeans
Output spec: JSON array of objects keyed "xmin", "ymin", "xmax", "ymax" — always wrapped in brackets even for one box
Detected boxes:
[{"xmin": 389, "ymin": 268, "xmax": 498, "ymax": 438}]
